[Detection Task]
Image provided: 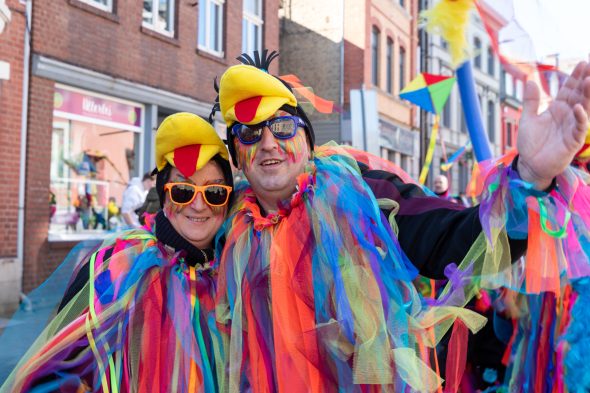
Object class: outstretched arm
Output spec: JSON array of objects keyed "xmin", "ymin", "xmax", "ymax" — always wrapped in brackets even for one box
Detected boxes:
[
  {"xmin": 361, "ymin": 61, "xmax": 590, "ymax": 281},
  {"xmin": 518, "ymin": 61, "xmax": 590, "ymax": 189},
  {"xmin": 362, "ymin": 168, "xmax": 526, "ymax": 279}
]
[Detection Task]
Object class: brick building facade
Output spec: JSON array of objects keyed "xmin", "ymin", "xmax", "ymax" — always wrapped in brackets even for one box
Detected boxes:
[
  {"xmin": 0, "ymin": 0, "xmax": 279, "ymax": 310},
  {"xmin": 0, "ymin": 0, "xmax": 26, "ymax": 315},
  {"xmin": 279, "ymin": 0, "xmax": 420, "ymax": 178}
]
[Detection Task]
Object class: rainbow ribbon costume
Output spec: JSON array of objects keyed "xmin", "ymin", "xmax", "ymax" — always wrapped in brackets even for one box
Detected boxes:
[
  {"xmin": 210, "ymin": 51, "xmax": 590, "ymax": 392},
  {"xmin": 1, "ymin": 213, "xmax": 225, "ymax": 393},
  {"xmin": 212, "ymin": 143, "xmax": 590, "ymax": 392},
  {"xmin": 3, "ymin": 49, "xmax": 590, "ymax": 392}
]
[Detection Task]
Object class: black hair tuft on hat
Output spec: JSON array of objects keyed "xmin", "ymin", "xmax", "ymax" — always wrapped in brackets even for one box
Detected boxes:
[{"xmin": 236, "ymin": 49, "xmax": 279, "ymax": 72}]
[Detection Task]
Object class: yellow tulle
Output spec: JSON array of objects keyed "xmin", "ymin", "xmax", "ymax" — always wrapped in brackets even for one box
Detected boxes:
[{"xmin": 420, "ymin": 0, "xmax": 475, "ymax": 66}]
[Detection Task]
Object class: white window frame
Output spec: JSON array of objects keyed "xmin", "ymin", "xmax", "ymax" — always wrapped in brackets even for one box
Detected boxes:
[
  {"xmin": 242, "ymin": 0, "xmax": 263, "ymax": 55},
  {"xmin": 142, "ymin": 0, "xmax": 175, "ymax": 37},
  {"xmin": 198, "ymin": 0, "xmax": 225, "ymax": 57},
  {"xmin": 78, "ymin": 0, "xmax": 113, "ymax": 13},
  {"xmin": 515, "ymin": 79, "xmax": 524, "ymax": 101},
  {"xmin": 505, "ymin": 72, "xmax": 514, "ymax": 97}
]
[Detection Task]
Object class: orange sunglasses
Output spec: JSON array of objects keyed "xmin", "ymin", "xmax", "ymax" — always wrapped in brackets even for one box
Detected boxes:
[{"xmin": 163, "ymin": 183, "xmax": 232, "ymax": 207}]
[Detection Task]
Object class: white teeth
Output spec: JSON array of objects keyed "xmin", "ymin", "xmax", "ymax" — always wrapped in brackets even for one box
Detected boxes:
[
  {"xmin": 261, "ymin": 159, "xmax": 281, "ymax": 166},
  {"xmin": 187, "ymin": 217, "xmax": 208, "ymax": 222}
]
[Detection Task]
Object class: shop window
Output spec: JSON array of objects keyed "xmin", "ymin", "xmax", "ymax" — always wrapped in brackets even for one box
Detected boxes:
[
  {"xmin": 242, "ymin": 0, "xmax": 263, "ymax": 55},
  {"xmin": 143, "ymin": 0, "xmax": 175, "ymax": 36},
  {"xmin": 79, "ymin": 0, "xmax": 113, "ymax": 12},
  {"xmin": 199, "ymin": 0, "xmax": 225, "ymax": 56},
  {"xmin": 50, "ymin": 86, "xmax": 144, "ymax": 239},
  {"xmin": 401, "ymin": 154, "xmax": 411, "ymax": 175}
]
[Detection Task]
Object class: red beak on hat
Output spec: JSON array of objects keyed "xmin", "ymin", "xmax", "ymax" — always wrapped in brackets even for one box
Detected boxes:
[
  {"xmin": 173, "ymin": 144, "xmax": 201, "ymax": 178},
  {"xmin": 235, "ymin": 96, "xmax": 263, "ymax": 124}
]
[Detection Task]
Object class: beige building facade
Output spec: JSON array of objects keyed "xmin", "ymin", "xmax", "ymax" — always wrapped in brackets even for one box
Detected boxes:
[{"xmin": 279, "ymin": 0, "xmax": 420, "ymax": 178}]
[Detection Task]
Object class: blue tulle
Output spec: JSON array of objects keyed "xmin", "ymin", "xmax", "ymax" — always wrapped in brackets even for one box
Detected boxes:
[
  {"xmin": 0, "ymin": 240, "xmax": 100, "ymax": 382},
  {"xmin": 563, "ymin": 278, "xmax": 590, "ymax": 392}
]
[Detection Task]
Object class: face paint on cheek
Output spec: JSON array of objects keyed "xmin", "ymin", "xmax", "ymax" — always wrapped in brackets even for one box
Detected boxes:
[
  {"xmin": 236, "ymin": 142, "xmax": 260, "ymax": 170},
  {"xmin": 278, "ymin": 132, "xmax": 307, "ymax": 163},
  {"xmin": 210, "ymin": 205, "xmax": 226, "ymax": 216},
  {"xmin": 236, "ymin": 142, "xmax": 258, "ymax": 167},
  {"xmin": 164, "ymin": 201, "xmax": 183, "ymax": 218}
]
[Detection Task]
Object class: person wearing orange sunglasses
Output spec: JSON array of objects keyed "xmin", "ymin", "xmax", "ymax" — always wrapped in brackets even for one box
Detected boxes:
[{"xmin": 1, "ymin": 112, "xmax": 232, "ymax": 393}]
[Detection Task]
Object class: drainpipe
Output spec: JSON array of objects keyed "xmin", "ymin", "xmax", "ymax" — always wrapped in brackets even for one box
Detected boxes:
[{"xmin": 17, "ymin": 0, "xmax": 32, "ymax": 276}]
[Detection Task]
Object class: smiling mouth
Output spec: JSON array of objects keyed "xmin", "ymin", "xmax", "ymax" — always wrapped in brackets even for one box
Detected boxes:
[
  {"xmin": 260, "ymin": 159, "xmax": 282, "ymax": 167},
  {"xmin": 186, "ymin": 216, "xmax": 209, "ymax": 223}
]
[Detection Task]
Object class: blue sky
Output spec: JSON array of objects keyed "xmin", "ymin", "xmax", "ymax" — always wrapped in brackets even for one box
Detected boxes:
[{"xmin": 487, "ymin": 0, "xmax": 590, "ymax": 70}]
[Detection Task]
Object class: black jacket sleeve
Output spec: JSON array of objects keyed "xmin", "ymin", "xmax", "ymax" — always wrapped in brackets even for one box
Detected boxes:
[
  {"xmin": 57, "ymin": 246, "xmax": 114, "ymax": 312},
  {"xmin": 360, "ymin": 165, "xmax": 527, "ymax": 279}
]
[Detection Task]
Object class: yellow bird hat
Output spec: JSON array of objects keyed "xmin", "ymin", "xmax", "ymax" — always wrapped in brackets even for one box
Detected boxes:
[
  {"xmin": 219, "ymin": 64, "xmax": 298, "ymax": 126},
  {"xmin": 216, "ymin": 50, "xmax": 316, "ymax": 166},
  {"xmin": 155, "ymin": 112, "xmax": 229, "ymax": 179}
]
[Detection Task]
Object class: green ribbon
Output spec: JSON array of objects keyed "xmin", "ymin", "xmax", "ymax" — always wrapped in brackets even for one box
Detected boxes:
[{"xmin": 537, "ymin": 196, "xmax": 570, "ymax": 238}]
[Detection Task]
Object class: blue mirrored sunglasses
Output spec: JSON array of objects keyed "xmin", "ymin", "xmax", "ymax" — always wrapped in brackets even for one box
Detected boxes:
[{"xmin": 231, "ymin": 115, "xmax": 307, "ymax": 145}]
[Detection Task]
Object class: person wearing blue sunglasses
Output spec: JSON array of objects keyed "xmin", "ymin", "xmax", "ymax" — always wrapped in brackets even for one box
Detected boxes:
[{"xmin": 211, "ymin": 50, "xmax": 590, "ymax": 392}]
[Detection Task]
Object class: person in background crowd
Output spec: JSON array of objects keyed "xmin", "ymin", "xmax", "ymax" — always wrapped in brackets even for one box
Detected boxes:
[
  {"xmin": 433, "ymin": 174, "xmax": 451, "ymax": 199},
  {"xmin": 49, "ymin": 189, "xmax": 56, "ymax": 219},
  {"xmin": 121, "ymin": 172, "xmax": 154, "ymax": 227},
  {"xmin": 135, "ymin": 184, "xmax": 160, "ymax": 225}
]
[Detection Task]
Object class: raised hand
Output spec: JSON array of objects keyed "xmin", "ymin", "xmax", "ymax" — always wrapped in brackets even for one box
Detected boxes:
[{"xmin": 517, "ymin": 61, "xmax": 590, "ymax": 190}]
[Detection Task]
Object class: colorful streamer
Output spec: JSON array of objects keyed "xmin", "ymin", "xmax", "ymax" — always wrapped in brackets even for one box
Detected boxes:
[
  {"xmin": 279, "ymin": 74, "xmax": 340, "ymax": 114},
  {"xmin": 419, "ymin": 116, "xmax": 440, "ymax": 184},
  {"xmin": 441, "ymin": 142, "xmax": 471, "ymax": 172}
]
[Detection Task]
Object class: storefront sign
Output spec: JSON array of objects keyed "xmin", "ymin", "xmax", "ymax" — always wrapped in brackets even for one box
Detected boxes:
[
  {"xmin": 379, "ymin": 120, "xmax": 416, "ymax": 156},
  {"xmin": 54, "ymin": 86, "xmax": 142, "ymax": 130}
]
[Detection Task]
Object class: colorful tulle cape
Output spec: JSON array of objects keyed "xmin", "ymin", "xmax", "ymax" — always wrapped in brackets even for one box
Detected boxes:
[
  {"xmin": 1, "ymin": 217, "xmax": 225, "ymax": 393},
  {"xmin": 500, "ymin": 165, "xmax": 590, "ymax": 393},
  {"xmin": 4, "ymin": 144, "xmax": 590, "ymax": 392},
  {"xmin": 216, "ymin": 144, "xmax": 590, "ymax": 392},
  {"xmin": 216, "ymin": 147, "xmax": 488, "ymax": 392}
]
